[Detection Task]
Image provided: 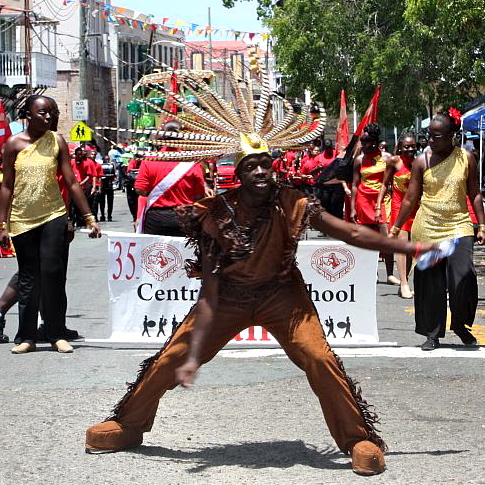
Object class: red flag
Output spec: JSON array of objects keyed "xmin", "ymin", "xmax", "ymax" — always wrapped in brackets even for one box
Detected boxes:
[
  {"xmin": 354, "ymin": 83, "xmax": 381, "ymax": 137},
  {"xmin": 0, "ymin": 100, "xmax": 12, "ymax": 154},
  {"xmin": 170, "ymin": 59, "xmax": 179, "ymax": 115},
  {"xmin": 335, "ymin": 89, "xmax": 349, "ymax": 154}
]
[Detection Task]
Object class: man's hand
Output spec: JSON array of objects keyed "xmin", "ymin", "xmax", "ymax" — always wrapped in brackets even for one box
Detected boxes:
[{"xmin": 176, "ymin": 358, "xmax": 199, "ymax": 388}]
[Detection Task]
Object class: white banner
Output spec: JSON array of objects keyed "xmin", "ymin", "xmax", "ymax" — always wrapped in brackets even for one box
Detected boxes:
[{"xmin": 99, "ymin": 233, "xmax": 380, "ymax": 347}]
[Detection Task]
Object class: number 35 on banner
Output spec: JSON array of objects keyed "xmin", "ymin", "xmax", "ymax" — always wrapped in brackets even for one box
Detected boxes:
[{"xmin": 109, "ymin": 240, "xmax": 139, "ymax": 281}]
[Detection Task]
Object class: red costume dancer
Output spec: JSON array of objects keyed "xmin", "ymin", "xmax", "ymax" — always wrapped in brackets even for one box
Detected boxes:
[
  {"xmin": 354, "ymin": 152, "xmax": 387, "ymax": 225},
  {"xmin": 390, "ymin": 155, "xmax": 417, "ymax": 231},
  {"xmin": 351, "ymin": 124, "xmax": 398, "ymax": 285},
  {"xmin": 377, "ymin": 134, "xmax": 418, "ymax": 298}
]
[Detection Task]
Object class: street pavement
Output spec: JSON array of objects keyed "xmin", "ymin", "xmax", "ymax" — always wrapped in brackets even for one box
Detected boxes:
[{"xmin": 1, "ymin": 191, "xmax": 484, "ymax": 485}]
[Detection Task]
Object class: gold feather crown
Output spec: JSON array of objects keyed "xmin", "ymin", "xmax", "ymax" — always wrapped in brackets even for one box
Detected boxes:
[{"xmin": 95, "ymin": 60, "xmax": 326, "ymax": 164}]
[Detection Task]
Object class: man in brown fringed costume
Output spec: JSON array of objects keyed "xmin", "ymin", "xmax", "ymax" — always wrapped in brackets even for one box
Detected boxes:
[
  {"xmin": 86, "ymin": 145, "xmax": 435, "ymax": 475},
  {"xmin": 85, "ymin": 64, "xmax": 436, "ymax": 474}
]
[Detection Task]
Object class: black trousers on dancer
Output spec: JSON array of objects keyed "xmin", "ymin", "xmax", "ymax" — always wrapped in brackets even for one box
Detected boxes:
[
  {"xmin": 414, "ymin": 235, "xmax": 477, "ymax": 339},
  {"xmin": 11, "ymin": 215, "xmax": 68, "ymax": 344},
  {"xmin": 317, "ymin": 183, "xmax": 345, "ymax": 219},
  {"xmin": 143, "ymin": 207, "xmax": 184, "ymax": 237}
]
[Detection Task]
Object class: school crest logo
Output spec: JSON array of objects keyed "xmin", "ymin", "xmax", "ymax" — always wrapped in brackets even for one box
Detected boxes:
[
  {"xmin": 311, "ymin": 246, "xmax": 355, "ymax": 282},
  {"xmin": 141, "ymin": 243, "xmax": 182, "ymax": 282}
]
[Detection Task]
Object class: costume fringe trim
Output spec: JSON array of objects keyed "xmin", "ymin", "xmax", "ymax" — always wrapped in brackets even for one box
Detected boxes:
[
  {"xmin": 105, "ymin": 308, "xmax": 193, "ymax": 422},
  {"xmin": 331, "ymin": 350, "xmax": 388, "ymax": 453}
]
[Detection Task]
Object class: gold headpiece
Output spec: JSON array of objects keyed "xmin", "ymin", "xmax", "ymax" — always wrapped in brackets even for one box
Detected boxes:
[{"xmin": 94, "ymin": 62, "xmax": 326, "ymax": 163}]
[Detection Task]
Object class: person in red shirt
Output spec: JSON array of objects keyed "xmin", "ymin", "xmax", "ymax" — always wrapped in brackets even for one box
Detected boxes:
[
  {"xmin": 300, "ymin": 143, "xmax": 321, "ymax": 195},
  {"xmin": 135, "ymin": 120, "xmax": 207, "ymax": 236},
  {"xmin": 89, "ymin": 154, "xmax": 104, "ymax": 221},
  {"xmin": 71, "ymin": 147, "xmax": 97, "ymax": 227}
]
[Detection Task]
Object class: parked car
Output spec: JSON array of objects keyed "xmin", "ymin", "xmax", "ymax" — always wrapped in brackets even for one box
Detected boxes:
[{"xmin": 215, "ymin": 155, "xmax": 240, "ymax": 193}]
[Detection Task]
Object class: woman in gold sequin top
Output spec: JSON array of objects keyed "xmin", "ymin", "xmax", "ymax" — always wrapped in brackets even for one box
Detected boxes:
[
  {"xmin": 392, "ymin": 110, "xmax": 485, "ymax": 351},
  {"xmin": 0, "ymin": 95, "xmax": 101, "ymax": 354}
]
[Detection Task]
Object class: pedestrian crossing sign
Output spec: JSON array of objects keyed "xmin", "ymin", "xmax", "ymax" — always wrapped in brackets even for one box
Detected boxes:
[{"xmin": 70, "ymin": 121, "xmax": 92, "ymax": 142}]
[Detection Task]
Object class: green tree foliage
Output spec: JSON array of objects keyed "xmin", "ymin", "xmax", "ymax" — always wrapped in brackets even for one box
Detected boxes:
[{"xmin": 222, "ymin": 0, "xmax": 485, "ymax": 126}]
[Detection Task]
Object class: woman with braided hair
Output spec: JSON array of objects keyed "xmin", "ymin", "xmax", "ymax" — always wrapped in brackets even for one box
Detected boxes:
[{"xmin": 392, "ymin": 110, "xmax": 485, "ymax": 350}]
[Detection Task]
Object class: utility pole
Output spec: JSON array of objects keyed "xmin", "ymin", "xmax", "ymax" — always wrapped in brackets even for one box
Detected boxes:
[
  {"xmin": 24, "ymin": 0, "xmax": 32, "ymax": 95},
  {"xmin": 208, "ymin": 7, "xmax": 213, "ymax": 72},
  {"xmin": 79, "ymin": 1, "xmax": 87, "ymax": 102},
  {"xmin": 222, "ymin": 48, "xmax": 227, "ymax": 99}
]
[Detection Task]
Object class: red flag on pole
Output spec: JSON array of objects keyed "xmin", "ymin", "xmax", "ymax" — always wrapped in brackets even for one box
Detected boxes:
[
  {"xmin": 354, "ymin": 83, "xmax": 381, "ymax": 137},
  {"xmin": 335, "ymin": 89, "xmax": 349, "ymax": 155},
  {"xmin": 170, "ymin": 60, "xmax": 179, "ymax": 115}
]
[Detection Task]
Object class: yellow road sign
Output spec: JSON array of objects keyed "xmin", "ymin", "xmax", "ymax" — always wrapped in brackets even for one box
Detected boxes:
[{"xmin": 70, "ymin": 121, "xmax": 92, "ymax": 142}]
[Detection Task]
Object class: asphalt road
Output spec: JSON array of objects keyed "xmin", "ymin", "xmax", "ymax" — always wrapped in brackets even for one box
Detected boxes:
[{"xmin": 1, "ymin": 191, "xmax": 484, "ymax": 485}]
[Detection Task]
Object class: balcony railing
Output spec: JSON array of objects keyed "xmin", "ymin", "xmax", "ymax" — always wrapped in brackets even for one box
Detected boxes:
[{"xmin": 0, "ymin": 51, "xmax": 57, "ymax": 88}]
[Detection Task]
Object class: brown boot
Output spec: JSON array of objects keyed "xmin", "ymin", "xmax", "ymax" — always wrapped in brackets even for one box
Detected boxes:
[
  {"xmin": 85, "ymin": 420, "xmax": 143, "ymax": 454},
  {"xmin": 351, "ymin": 440, "xmax": 386, "ymax": 476}
]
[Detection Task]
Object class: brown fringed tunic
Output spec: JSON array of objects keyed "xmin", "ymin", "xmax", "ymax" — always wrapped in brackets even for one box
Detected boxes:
[{"xmin": 103, "ymin": 187, "xmax": 386, "ymax": 454}]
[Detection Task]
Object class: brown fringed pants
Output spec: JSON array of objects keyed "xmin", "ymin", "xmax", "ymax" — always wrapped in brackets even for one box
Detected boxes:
[{"xmin": 99, "ymin": 278, "xmax": 382, "ymax": 453}]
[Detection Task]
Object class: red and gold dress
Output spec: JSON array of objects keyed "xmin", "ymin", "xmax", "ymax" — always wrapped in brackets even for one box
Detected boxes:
[
  {"xmin": 390, "ymin": 156, "xmax": 417, "ymax": 232},
  {"xmin": 355, "ymin": 153, "xmax": 387, "ymax": 225}
]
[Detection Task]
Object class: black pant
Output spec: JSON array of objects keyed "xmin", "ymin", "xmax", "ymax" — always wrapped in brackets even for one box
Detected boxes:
[
  {"xmin": 414, "ymin": 236, "xmax": 477, "ymax": 338},
  {"xmin": 126, "ymin": 185, "xmax": 138, "ymax": 221},
  {"xmin": 317, "ymin": 183, "xmax": 345, "ymax": 219},
  {"xmin": 143, "ymin": 208, "xmax": 184, "ymax": 236},
  {"xmin": 11, "ymin": 215, "xmax": 68, "ymax": 343},
  {"xmin": 99, "ymin": 187, "xmax": 114, "ymax": 219}
]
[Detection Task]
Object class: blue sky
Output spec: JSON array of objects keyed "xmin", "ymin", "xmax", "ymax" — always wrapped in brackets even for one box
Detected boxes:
[{"xmin": 116, "ymin": 0, "xmax": 265, "ymax": 41}]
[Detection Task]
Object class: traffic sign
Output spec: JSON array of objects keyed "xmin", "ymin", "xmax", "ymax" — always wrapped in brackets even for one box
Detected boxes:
[
  {"xmin": 72, "ymin": 99, "xmax": 89, "ymax": 121},
  {"xmin": 70, "ymin": 121, "xmax": 92, "ymax": 142}
]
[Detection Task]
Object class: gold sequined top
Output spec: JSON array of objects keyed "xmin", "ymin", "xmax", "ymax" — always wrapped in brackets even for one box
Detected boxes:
[
  {"xmin": 9, "ymin": 130, "xmax": 66, "ymax": 236},
  {"xmin": 411, "ymin": 147, "xmax": 473, "ymax": 243}
]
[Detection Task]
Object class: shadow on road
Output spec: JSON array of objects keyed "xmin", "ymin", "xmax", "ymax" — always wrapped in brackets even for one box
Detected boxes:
[
  {"xmin": 128, "ymin": 440, "xmax": 469, "ymax": 473},
  {"xmin": 131, "ymin": 440, "xmax": 348, "ymax": 472}
]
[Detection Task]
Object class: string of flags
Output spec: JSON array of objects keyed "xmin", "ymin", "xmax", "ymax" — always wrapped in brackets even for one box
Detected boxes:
[{"xmin": 61, "ymin": 0, "xmax": 271, "ymax": 42}]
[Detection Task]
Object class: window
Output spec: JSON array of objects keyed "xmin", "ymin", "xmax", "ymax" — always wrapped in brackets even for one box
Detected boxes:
[{"xmin": 191, "ymin": 51, "xmax": 204, "ymax": 70}]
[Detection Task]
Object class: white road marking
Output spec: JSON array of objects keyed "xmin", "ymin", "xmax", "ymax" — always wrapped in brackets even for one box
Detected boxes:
[{"xmin": 219, "ymin": 347, "xmax": 485, "ymax": 359}]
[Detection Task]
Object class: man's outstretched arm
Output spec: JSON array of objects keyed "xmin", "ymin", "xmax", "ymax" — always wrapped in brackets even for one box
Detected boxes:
[{"xmin": 309, "ymin": 208, "xmax": 434, "ymax": 256}]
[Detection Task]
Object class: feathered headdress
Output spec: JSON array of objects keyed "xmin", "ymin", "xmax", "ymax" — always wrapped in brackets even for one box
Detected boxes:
[{"xmin": 95, "ymin": 60, "xmax": 326, "ymax": 165}]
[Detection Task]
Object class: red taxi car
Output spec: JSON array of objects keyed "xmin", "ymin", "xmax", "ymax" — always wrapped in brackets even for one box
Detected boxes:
[{"xmin": 215, "ymin": 155, "xmax": 240, "ymax": 193}]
